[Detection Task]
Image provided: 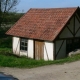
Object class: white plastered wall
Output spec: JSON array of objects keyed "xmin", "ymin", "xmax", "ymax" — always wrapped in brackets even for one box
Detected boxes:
[
  {"xmin": 13, "ymin": 37, "xmax": 34, "ymax": 58},
  {"xmin": 55, "ymin": 40, "xmax": 66, "ymax": 59},
  {"xmin": 59, "ymin": 27, "xmax": 73, "ymax": 38},
  {"xmin": 75, "ymin": 14, "xmax": 80, "ymax": 37},
  {"xmin": 68, "ymin": 17, "xmax": 74, "ymax": 33},
  {"xmin": 56, "ymin": 17, "xmax": 74, "ymax": 59},
  {"xmin": 59, "ymin": 14, "xmax": 80, "ymax": 38},
  {"xmin": 13, "ymin": 37, "xmax": 20, "ymax": 55},
  {"xmin": 13, "ymin": 37, "xmax": 54, "ymax": 60},
  {"xmin": 59, "ymin": 17, "xmax": 74, "ymax": 38},
  {"xmin": 56, "ymin": 14, "xmax": 80, "ymax": 59},
  {"xmin": 44, "ymin": 42, "xmax": 54, "ymax": 60},
  {"xmin": 28, "ymin": 40, "xmax": 34, "ymax": 58}
]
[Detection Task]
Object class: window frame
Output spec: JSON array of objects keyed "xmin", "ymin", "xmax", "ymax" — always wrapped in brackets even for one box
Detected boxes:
[{"xmin": 20, "ymin": 38, "xmax": 28, "ymax": 51}]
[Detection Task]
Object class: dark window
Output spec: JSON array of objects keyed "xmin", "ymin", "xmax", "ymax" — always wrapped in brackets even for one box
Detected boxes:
[
  {"xmin": 66, "ymin": 38, "xmax": 80, "ymax": 54},
  {"xmin": 20, "ymin": 38, "xmax": 28, "ymax": 51},
  {"xmin": 74, "ymin": 39, "xmax": 80, "ymax": 49},
  {"xmin": 66, "ymin": 39, "xmax": 73, "ymax": 54}
]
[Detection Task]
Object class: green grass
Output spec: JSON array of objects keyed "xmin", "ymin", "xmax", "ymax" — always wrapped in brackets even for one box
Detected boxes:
[{"xmin": 0, "ymin": 48, "xmax": 80, "ymax": 68}]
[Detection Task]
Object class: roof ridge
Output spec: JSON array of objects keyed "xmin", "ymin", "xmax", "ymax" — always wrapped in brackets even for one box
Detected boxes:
[{"xmin": 30, "ymin": 6, "xmax": 79, "ymax": 10}]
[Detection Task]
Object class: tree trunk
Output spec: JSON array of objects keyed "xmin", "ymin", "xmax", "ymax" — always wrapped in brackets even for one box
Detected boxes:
[{"xmin": 0, "ymin": 0, "xmax": 2, "ymax": 28}]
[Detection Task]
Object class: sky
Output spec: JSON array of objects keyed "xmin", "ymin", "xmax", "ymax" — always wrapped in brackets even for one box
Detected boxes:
[{"xmin": 16, "ymin": 0, "xmax": 80, "ymax": 13}]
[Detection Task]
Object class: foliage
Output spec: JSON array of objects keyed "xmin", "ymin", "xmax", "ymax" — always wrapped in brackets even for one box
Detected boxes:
[
  {"xmin": 0, "ymin": 26, "xmax": 12, "ymax": 48},
  {"xmin": 2, "ymin": 12, "xmax": 24, "ymax": 24},
  {"xmin": 0, "ymin": 48, "xmax": 80, "ymax": 68},
  {"xmin": 0, "ymin": 0, "xmax": 20, "ymax": 28},
  {"xmin": 0, "ymin": 26, "xmax": 10, "ymax": 37},
  {"xmin": 0, "ymin": 37, "xmax": 12, "ymax": 48},
  {"xmin": 0, "ymin": 26, "xmax": 12, "ymax": 53},
  {"xmin": 0, "ymin": 13, "xmax": 24, "ymax": 48}
]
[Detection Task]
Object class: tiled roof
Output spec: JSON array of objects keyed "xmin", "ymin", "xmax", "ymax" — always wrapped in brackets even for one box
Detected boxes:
[{"xmin": 6, "ymin": 7, "xmax": 78, "ymax": 41}]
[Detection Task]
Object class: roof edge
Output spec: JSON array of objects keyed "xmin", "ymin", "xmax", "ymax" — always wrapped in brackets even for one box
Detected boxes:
[
  {"xmin": 30, "ymin": 6, "xmax": 78, "ymax": 10},
  {"xmin": 6, "ymin": 8, "xmax": 31, "ymax": 35},
  {"xmin": 53, "ymin": 6, "xmax": 79, "ymax": 42}
]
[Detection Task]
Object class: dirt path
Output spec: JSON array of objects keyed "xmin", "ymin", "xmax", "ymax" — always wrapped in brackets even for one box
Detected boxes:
[{"xmin": 0, "ymin": 61, "xmax": 80, "ymax": 80}]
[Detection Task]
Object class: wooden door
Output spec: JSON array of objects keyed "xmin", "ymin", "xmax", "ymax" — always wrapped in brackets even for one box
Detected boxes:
[{"xmin": 35, "ymin": 41, "xmax": 44, "ymax": 60}]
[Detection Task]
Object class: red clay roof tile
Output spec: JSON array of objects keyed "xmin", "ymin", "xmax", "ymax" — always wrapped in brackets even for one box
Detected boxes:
[{"xmin": 6, "ymin": 7, "xmax": 78, "ymax": 41}]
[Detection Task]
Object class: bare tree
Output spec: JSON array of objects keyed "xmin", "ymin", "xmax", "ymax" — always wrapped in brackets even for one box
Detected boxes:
[
  {"xmin": 0, "ymin": 0, "xmax": 19, "ymax": 27},
  {"xmin": 1, "ymin": 0, "xmax": 19, "ymax": 12}
]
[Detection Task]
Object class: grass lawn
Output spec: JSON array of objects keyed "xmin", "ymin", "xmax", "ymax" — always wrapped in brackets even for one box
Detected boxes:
[{"xmin": 0, "ymin": 48, "xmax": 80, "ymax": 68}]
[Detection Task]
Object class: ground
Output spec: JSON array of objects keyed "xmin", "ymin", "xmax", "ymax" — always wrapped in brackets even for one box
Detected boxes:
[{"xmin": 0, "ymin": 61, "xmax": 80, "ymax": 80}]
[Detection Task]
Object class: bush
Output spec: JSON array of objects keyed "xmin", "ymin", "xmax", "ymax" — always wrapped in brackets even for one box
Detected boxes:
[{"xmin": 0, "ymin": 37, "xmax": 12, "ymax": 48}]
